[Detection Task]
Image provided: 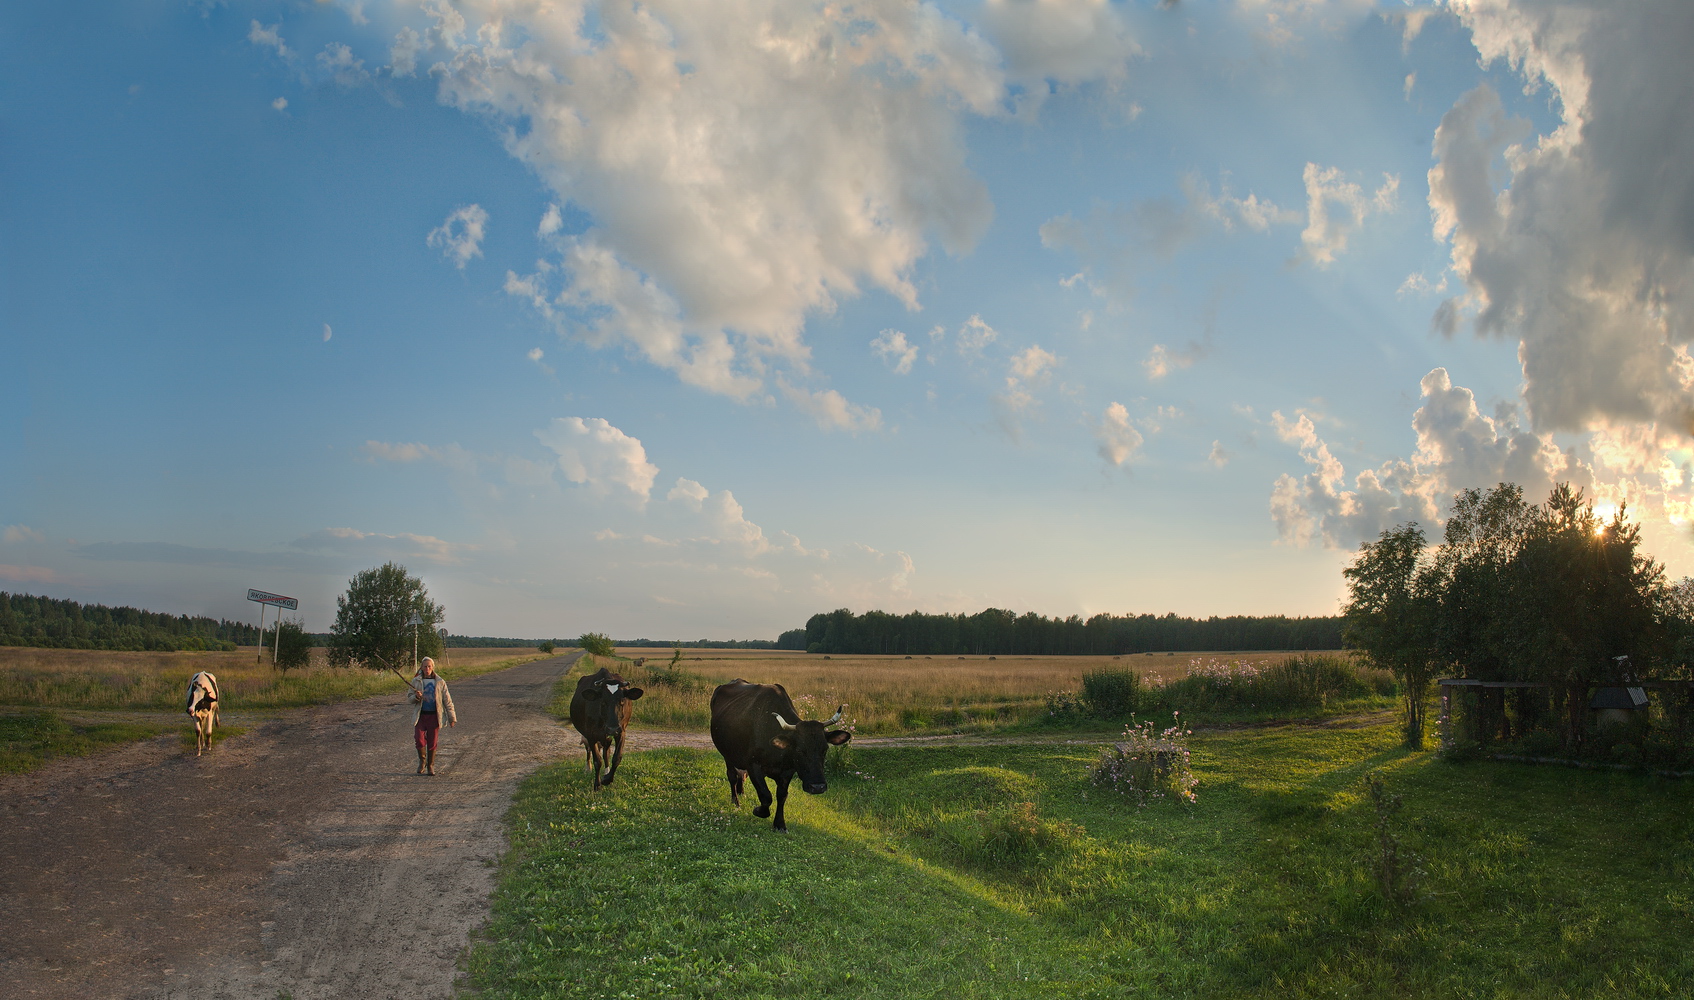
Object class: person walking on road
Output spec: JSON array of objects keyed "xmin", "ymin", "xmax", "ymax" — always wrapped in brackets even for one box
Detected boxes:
[{"xmin": 411, "ymin": 656, "xmax": 456, "ymax": 775}]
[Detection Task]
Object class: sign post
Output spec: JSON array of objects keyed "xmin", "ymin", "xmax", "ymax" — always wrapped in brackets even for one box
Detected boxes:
[
  {"xmin": 408, "ymin": 612, "xmax": 423, "ymax": 673},
  {"xmin": 247, "ymin": 589, "xmax": 299, "ymax": 665}
]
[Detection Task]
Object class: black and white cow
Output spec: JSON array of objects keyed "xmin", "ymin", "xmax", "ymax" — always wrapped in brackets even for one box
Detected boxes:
[
  {"xmin": 186, "ymin": 671, "xmax": 219, "ymax": 756},
  {"xmin": 568, "ymin": 666, "xmax": 644, "ymax": 789},
  {"xmin": 709, "ymin": 679, "xmax": 849, "ymax": 832}
]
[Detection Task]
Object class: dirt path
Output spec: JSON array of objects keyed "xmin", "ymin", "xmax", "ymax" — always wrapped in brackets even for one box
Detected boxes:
[{"xmin": 0, "ymin": 652, "xmax": 583, "ymax": 1000}]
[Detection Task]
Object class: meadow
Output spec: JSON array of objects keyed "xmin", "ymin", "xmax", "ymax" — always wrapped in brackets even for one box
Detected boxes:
[
  {"xmin": 0, "ymin": 645, "xmax": 549, "ymax": 771},
  {"xmin": 583, "ymin": 648, "xmax": 1394, "ymax": 734},
  {"xmin": 468, "ymin": 723, "xmax": 1694, "ymax": 999}
]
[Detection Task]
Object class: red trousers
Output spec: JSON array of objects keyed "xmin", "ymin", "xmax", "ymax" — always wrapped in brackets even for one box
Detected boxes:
[{"xmin": 414, "ymin": 713, "xmax": 440, "ymax": 751}]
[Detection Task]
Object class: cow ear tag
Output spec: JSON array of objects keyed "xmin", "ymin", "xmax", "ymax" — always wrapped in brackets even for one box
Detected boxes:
[{"xmin": 771, "ymin": 737, "xmax": 791, "ymax": 749}]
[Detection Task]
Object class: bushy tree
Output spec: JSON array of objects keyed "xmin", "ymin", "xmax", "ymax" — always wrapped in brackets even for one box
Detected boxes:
[
  {"xmin": 577, "ymin": 632, "xmax": 615, "ymax": 657},
  {"xmin": 274, "ymin": 617, "xmax": 313, "ymax": 671},
  {"xmin": 1348, "ymin": 483, "xmax": 1673, "ymax": 750},
  {"xmin": 1343, "ymin": 523, "xmax": 1439, "ymax": 747},
  {"xmin": 327, "ymin": 563, "xmax": 445, "ymax": 671}
]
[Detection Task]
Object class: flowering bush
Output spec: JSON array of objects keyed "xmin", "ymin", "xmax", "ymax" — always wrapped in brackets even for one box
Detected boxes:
[
  {"xmin": 1090, "ymin": 713, "xmax": 1197, "ymax": 806},
  {"xmin": 1045, "ymin": 689, "xmax": 1085, "ymax": 719}
]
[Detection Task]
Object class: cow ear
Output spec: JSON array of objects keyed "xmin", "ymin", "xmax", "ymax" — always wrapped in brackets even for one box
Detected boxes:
[
  {"xmin": 826, "ymin": 730, "xmax": 852, "ymax": 746},
  {"xmin": 580, "ymin": 688, "xmax": 601, "ymax": 700},
  {"xmin": 624, "ymin": 687, "xmax": 644, "ymax": 701},
  {"xmin": 770, "ymin": 737, "xmax": 791, "ymax": 750}
]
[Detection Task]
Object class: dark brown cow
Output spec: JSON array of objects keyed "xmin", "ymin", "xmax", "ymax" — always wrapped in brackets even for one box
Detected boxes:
[
  {"xmin": 709, "ymin": 679, "xmax": 849, "ymax": 832},
  {"xmin": 568, "ymin": 666, "xmax": 644, "ymax": 789}
]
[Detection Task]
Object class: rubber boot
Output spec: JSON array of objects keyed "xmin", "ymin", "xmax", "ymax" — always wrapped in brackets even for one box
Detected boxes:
[
  {"xmin": 417, "ymin": 747, "xmax": 427, "ymax": 775},
  {"xmin": 426, "ymin": 748, "xmax": 436, "ymax": 776}
]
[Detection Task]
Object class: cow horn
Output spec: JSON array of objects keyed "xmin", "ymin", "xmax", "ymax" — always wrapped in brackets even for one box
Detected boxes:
[
  {"xmin": 773, "ymin": 713, "xmax": 798, "ymax": 731},
  {"xmin": 823, "ymin": 704, "xmax": 845, "ymax": 726}
]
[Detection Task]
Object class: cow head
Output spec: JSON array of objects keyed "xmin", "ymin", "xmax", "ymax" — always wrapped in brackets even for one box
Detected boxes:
[
  {"xmin": 578, "ymin": 670, "xmax": 644, "ymax": 723},
  {"xmin": 770, "ymin": 705, "xmax": 851, "ymax": 794}
]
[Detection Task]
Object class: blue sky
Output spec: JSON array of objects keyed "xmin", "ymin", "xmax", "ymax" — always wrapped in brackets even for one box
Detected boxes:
[{"xmin": 5, "ymin": 1, "xmax": 1692, "ymax": 639}]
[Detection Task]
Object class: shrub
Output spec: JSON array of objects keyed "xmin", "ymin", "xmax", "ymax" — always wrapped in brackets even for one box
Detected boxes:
[
  {"xmin": 641, "ymin": 660, "xmax": 700, "ymax": 690},
  {"xmin": 538, "ymin": 641, "xmax": 555, "ymax": 654},
  {"xmin": 576, "ymin": 632, "xmax": 615, "ymax": 657},
  {"xmin": 1158, "ymin": 654, "xmax": 1375, "ymax": 713},
  {"xmin": 1081, "ymin": 668, "xmax": 1140, "ymax": 717},
  {"xmin": 1044, "ymin": 689, "xmax": 1085, "ymax": 720},
  {"xmin": 1091, "ymin": 714, "xmax": 1198, "ymax": 806},
  {"xmin": 1364, "ymin": 770, "xmax": 1423, "ymax": 909},
  {"xmin": 273, "ymin": 619, "xmax": 312, "ymax": 672}
]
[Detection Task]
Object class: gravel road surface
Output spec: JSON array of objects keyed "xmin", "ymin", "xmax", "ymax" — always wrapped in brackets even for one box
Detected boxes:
[{"xmin": 0, "ymin": 652, "xmax": 583, "ymax": 1000}]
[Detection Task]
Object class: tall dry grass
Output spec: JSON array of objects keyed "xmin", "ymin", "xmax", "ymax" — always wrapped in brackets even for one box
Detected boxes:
[
  {"xmin": 585, "ymin": 650, "xmax": 1347, "ymax": 735},
  {"xmin": 0, "ymin": 646, "xmax": 550, "ymax": 712}
]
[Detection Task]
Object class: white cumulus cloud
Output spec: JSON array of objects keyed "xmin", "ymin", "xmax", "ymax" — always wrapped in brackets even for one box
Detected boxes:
[
  {"xmin": 871, "ymin": 329, "xmax": 918, "ymax": 375},
  {"xmin": 779, "ymin": 381, "xmax": 884, "ymax": 434},
  {"xmin": 1428, "ymin": 1, "xmax": 1694, "ymax": 448},
  {"xmin": 417, "ymin": 1, "xmax": 1001, "ymax": 404},
  {"xmin": 1093, "ymin": 402, "xmax": 1145, "ymax": 467},
  {"xmin": 1299, "ymin": 164, "xmax": 1398, "ymax": 267},
  {"xmin": 427, "ymin": 204, "xmax": 488, "ymax": 270},
  {"xmin": 1268, "ymin": 367, "xmax": 1583, "ymax": 549},
  {"xmin": 534, "ymin": 417, "xmax": 660, "ymax": 504}
]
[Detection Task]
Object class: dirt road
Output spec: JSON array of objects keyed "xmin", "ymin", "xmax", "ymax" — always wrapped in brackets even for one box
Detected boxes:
[{"xmin": 0, "ymin": 652, "xmax": 584, "ymax": 1000}]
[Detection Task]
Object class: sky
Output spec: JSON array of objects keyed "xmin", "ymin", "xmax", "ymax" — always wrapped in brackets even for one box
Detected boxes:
[{"xmin": 4, "ymin": 0, "xmax": 1693, "ymax": 640}]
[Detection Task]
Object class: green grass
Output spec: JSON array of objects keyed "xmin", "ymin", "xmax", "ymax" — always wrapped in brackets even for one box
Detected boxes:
[
  {"xmin": 0, "ymin": 709, "xmax": 174, "ymax": 773},
  {"xmin": 469, "ymin": 723, "xmax": 1694, "ymax": 999}
]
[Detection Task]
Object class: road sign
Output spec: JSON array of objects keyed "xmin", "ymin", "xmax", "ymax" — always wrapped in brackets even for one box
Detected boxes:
[
  {"xmin": 247, "ymin": 589, "xmax": 298, "ymax": 611},
  {"xmin": 407, "ymin": 612, "xmax": 423, "ymax": 626}
]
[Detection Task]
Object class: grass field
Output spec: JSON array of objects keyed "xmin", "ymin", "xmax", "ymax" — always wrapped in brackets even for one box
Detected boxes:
[
  {"xmin": 468, "ymin": 723, "xmax": 1694, "ymax": 999},
  {"xmin": 0, "ymin": 645, "xmax": 550, "ymax": 712},
  {"xmin": 0, "ymin": 645, "xmax": 551, "ymax": 772},
  {"xmin": 584, "ymin": 649, "xmax": 1392, "ymax": 734}
]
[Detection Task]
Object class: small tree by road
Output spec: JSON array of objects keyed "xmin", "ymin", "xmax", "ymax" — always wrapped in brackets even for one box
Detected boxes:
[
  {"xmin": 274, "ymin": 618, "xmax": 313, "ymax": 671},
  {"xmin": 1343, "ymin": 522, "xmax": 1438, "ymax": 748},
  {"xmin": 577, "ymin": 632, "xmax": 615, "ymax": 658},
  {"xmin": 327, "ymin": 563, "xmax": 445, "ymax": 672}
]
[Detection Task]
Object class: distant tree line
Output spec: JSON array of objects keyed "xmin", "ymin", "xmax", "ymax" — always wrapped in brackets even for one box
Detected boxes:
[
  {"xmin": 797, "ymin": 607, "xmax": 1344, "ymax": 656},
  {"xmin": 0, "ymin": 591, "xmax": 257, "ymax": 651}
]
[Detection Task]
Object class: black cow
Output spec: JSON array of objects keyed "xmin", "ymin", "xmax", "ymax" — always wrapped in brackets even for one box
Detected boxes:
[
  {"xmin": 709, "ymin": 679, "xmax": 850, "ymax": 832},
  {"xmin": 568, "ymin": 666, "xmax": 644, "ymax": 789}
]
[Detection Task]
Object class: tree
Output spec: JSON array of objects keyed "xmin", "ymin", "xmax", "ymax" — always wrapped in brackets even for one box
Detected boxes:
[
  {"xmin": 538, "ymin": 641, "xmax": 556, "ymax": 654},
  {"xmin": 577, "ymin": 632, "xmax": 615, "ymax": 657},
  {"xmin": 274, "ymin": 618, "xmax": 313, "ymax": 671},
  {"xmin": 327, "ymin": 563, "xmax": 445, "ymax": 671},
  {"xmin": 1343, "ymin": 523, "xmax": 1439, "ymax": 747}
]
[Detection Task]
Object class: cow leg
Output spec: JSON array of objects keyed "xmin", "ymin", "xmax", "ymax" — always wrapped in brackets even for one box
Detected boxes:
[
  {"xmin": 590, "ymin": 740, "xmax": 606, "ymax": 789},
  {"xmin": 748, "ymin": 766, "xmax": 774, "ymax": 819},
  {"xmin": 602, "ymin": 729, "xmax": 624, "ymax": 787},
  {"xmin": 726, "ymin": 765, "xmax": 745, "ymax": 806},
  {"xmin": 772, "ymin": 772, "xmax": 793, "ymax": 832}
]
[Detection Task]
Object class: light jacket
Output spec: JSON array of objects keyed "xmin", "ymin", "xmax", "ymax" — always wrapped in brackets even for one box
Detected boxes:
[{"xmin": 411, "ymin": 673, "xmax": 457, "ymax": 725}]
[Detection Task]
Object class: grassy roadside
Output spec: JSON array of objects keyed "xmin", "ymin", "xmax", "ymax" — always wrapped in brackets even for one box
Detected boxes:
[
  {"xmin": 0, "ymin": 647, "xmax": 555, "ymax": 773},
  {"xmin": 0, "ymin": 710, "xmax": 175, "ymax": 774},
  {"xmin": 468, "ymin": 723, "xmax": 1694, "ymax": 999}
]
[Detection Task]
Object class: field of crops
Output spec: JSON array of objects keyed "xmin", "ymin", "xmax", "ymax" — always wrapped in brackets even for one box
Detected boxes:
[{"xmin": 589, "ymin": 648, "xmax": 1393, "ymax": 734}]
